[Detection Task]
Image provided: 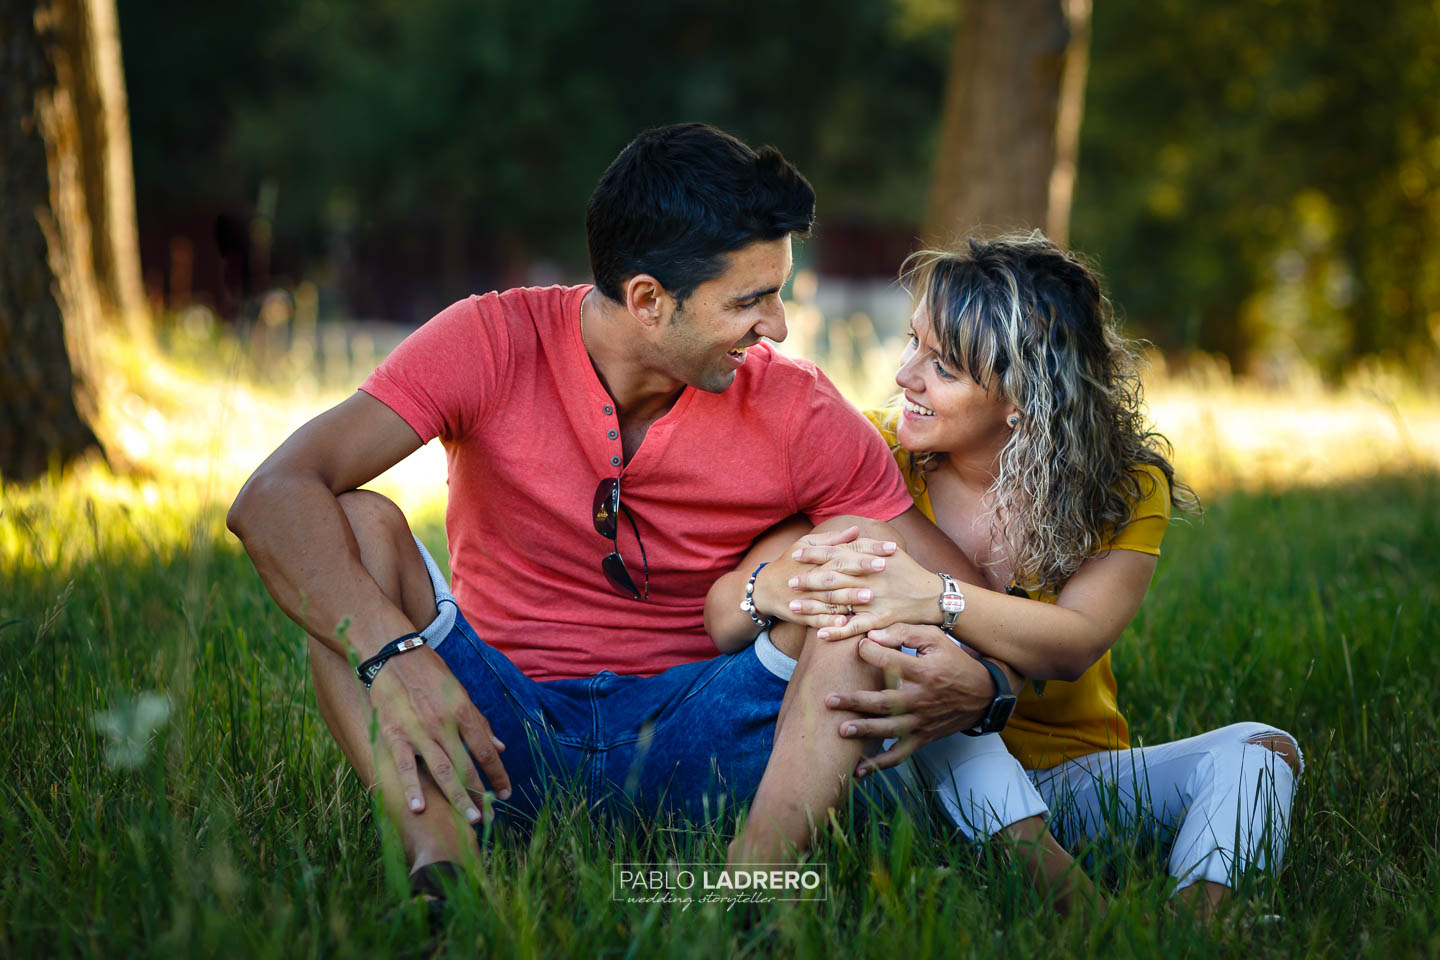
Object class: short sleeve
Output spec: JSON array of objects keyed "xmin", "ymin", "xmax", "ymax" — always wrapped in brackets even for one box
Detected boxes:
[
  {"xmin": 786, "ymin": 371, "xmax": 914, "ymax": 523},
  {"xmin": 1107, "ymin": 465, "xmax": 1172, "ymax": 556},
  {"xmin": 359, "ymin": 295, "xmax": 511, "ymax": 444}
]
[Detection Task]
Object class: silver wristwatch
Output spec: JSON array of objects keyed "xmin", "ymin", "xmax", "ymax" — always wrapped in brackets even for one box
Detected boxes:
[{"xmin": 938, "ymin": 573, "xmax": 966, "ymax": 629}]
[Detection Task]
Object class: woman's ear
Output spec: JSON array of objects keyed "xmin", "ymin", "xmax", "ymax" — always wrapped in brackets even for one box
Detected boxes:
[{"xmin": 624, "ymin": 275, "xmax": 670, "ymax": 328}]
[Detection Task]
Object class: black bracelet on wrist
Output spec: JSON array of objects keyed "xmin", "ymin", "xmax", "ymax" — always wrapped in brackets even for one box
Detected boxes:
[
  {"xmin": 960, "ymin": 658, "xmax": 1018, "ymax": 736},
  {"xmin": 739, "ymin": 562, "xmax": 775, "ymax": 630},
  {"xmin": 356, "ymin": 632, "xmax": 427, "ymax": 689}
]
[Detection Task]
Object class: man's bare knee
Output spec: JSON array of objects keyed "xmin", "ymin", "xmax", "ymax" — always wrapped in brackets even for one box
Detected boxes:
[
  {"xmin": 814, "ymin": 514, "xmax": 906, "ymax": 551},
  {"xmin": 335, "ymin": 490, "xmax": 436, "ymax": 628},
  {"xmin": 337, "ymin": 489, "xmax": 410, "ymax": 541},
  {"xmin": 1245, "ymin": 731, "xmax": 1303, "ymax": 778},
  {"xmin": 794, "ymin": 630, "xmax": 881, "ymax": 694},
  {"xmin": 776, "ymin": 623, "xmax": 862, "ymax": 674}
]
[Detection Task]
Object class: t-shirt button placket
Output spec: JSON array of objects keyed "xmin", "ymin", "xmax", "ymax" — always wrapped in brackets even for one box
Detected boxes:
[{"xmin": 601, "ymin": 402, "xmax": 619, "ymax": 466}]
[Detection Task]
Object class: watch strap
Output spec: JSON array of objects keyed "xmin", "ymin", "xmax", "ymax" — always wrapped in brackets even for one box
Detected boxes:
[{"xmin": 960, "ymin": 657, "xmax": 1018, "ymax": 736}]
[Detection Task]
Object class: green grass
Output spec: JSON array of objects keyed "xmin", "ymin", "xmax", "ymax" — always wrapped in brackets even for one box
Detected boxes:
[{"xmin": 1, "ymin": 467, "xmax": 1438, "ymax": 958}]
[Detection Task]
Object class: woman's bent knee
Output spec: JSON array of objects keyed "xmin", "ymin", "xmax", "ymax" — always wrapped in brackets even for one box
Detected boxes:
[
  {"xmin": 1244, "ymin": 731, "xmax": 1303, "ymax": 778},
  {"xmin": 1222, "ymin": 721, "xmax": 1303, "ymax": 778}
]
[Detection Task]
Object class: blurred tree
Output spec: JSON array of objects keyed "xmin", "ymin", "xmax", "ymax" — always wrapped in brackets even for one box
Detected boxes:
[
  {"xmin": 121, "ymin": 0, "xmax": 952, "ymax": 323},
  {"xmin": 1, "ymin": 0, "xmax": 146, "ymax": 481},
  {"xmin": 112, "ymin": 0, "xmax": 1439, "ymax": 372},
  {"xmin": 925, "ymin": 0, "xmax": 1092, "ymax": 245},
  {"xmin": 1073, "ymin": 0, "xmax": 1440, "ymax": 375}
]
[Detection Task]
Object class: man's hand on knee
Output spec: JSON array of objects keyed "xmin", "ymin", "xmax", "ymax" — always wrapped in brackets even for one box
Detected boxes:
[{"xmin": 367, "ymin": 647, "xmax": 511, "ymax": 823}]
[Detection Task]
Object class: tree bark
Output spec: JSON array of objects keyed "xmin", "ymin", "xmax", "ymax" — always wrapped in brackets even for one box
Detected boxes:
[
  {"xmin": 70, "ymin": 0, "xmax": 146, "ymax": 333},
  {"xmin": 1, "ymin": 0, "xmax": 145, "ymax": 482},
  {"xmin": 924, "ymin": 0, "xmax": 1093, "ymax": 247}
]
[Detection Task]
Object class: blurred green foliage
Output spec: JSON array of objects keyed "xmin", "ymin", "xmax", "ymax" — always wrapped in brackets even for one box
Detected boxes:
[
  {"xmin": 1074, "ymin": 0, "xmax": 1440, "ymax": 375},
  {"xmin": 123, "ymin": 0, "xmax": 950, "ymax": 318},
  {"xmin": 120, "ymin": 0, "xmax": 1440, "ymax": 371}
]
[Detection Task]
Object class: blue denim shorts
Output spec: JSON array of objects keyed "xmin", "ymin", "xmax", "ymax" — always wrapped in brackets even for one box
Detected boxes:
[{"xmin": 412, "ymin": 538, "xmax": 793, "ymax": 825}]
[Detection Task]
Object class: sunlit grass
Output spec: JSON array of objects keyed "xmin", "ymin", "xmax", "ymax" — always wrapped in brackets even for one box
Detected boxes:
[
  {"xmin": 67, "ymin": 308, "xmax": 1440, "ymax": 533},
  {"xmin": 779, "ymin": 322, "xmax": 1440, "ymax": 498},
  {"xmin": 2, "ymin": 317, "xmax": 1438, "ymax": 957}
]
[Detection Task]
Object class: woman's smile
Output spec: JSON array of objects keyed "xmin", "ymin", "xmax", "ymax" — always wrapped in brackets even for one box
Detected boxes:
[{"xmin": 901, "ymin": 395, "xmax": 936, "ymax": 419}]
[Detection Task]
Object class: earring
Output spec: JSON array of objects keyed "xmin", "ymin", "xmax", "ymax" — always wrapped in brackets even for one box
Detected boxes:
[{"xmin": 1007, "ymin": 415, "xmax": 1018, "ymax": 428}]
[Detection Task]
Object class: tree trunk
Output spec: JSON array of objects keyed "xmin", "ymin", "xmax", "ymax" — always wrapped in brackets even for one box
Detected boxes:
[
  {"xmin": 1, "ymin": 0, "xmax": 145, "ymax": 482},
  {"xmin": 72, "ymin": 0, "xmax": 146, "ymax": 334},
  {"xmin": 924, "ymin": 0, "xmax": 1093, "ymax": 247}
]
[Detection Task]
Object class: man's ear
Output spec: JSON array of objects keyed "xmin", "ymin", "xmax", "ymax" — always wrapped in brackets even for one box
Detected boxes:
[{"xmin": 623, "ymin": 274, "xmax": 671, "ymax": 328}]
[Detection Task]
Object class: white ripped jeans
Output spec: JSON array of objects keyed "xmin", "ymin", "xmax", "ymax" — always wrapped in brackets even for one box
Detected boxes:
[{"xmin": 755, "ymin": 630, "xmax": 1302, "ymax": 892}]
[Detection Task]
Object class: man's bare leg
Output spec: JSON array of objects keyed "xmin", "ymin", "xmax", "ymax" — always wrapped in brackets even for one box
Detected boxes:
[
  {"xmin": 732, "ymin": 637, "xmax": 1103, "ymax": 917},
  {"xmin": 728, "ymin": 515, "xmax": 909, "ymax": 865},
  {"xmin": 309, "ymin": 490, "xmax": 481, "ymax": 873},
  {"xmin": 728, "ymin": 622, "xmax": 883, "ymax": 864}
]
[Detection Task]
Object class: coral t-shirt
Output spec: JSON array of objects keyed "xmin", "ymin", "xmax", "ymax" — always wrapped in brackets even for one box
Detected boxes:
[{"xmin": 361, "ymin": 285, "xmax": 913, "ymax": 681}]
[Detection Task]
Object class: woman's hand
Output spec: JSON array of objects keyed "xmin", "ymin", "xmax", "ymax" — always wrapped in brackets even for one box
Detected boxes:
[
  {"xmin": 705, "ymin": 518, "xmax": 907, "ymax": 652},
  {"xmin": 753, "ymin": 526, "xmax": 899, "ymax": 629},
  {"xmin": 823, "ymin": 623, "xmax": 997, "ymax": 775},
  {"xmin": 786, "ymin": 541, "xmax": 942, "ymax": 639}
]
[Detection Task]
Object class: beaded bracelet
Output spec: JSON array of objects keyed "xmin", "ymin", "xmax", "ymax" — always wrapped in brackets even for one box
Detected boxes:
[{"xmin": 739, "ymin": 561, "xmax": 775, "ymax": 629}]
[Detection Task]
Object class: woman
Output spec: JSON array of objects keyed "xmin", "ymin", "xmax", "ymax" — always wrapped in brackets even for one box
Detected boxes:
[{"xmin": 712, "ymin": 233, "xmax": 1302, "ymax": 917}]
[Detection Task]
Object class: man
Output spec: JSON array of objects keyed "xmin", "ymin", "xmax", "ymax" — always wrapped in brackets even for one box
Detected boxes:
[{"xmin": 226, "ymin": 123, "xmax": 996, "ymax": 897}]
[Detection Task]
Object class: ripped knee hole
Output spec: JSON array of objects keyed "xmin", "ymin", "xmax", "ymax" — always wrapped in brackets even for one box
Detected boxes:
[{"xmin": 1243, "ymin": 731, "xmax": 1303, "ymax": 778}]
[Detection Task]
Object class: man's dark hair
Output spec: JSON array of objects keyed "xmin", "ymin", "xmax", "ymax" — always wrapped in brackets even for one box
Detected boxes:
[{"xmin": 586, "ymin": 123, "xmax": 815, "ymax": 307}]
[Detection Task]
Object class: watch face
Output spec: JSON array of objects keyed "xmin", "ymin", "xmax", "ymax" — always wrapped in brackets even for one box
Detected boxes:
[
  {"xmin": 987, "ymin": 695, "xmax": 1017, "ymax": 732},
  {"xmin": 941, "ymin": 592, "xmax": 965, "ymax": 614}
]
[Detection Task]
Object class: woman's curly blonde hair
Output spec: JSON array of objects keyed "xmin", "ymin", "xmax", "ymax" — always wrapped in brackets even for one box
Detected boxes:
[{"xmin": 900, "ymin": 232, "xmax": 1199, "ymax": 594}]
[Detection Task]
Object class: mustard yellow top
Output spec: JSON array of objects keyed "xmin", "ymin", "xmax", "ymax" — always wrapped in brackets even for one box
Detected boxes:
[{"xmin": 864, "ymin": 407, "xmax": 1171, "ymax": 770}]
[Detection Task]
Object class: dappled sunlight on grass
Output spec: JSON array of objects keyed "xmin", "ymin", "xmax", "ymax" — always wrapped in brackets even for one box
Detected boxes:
[
  {"xmin": 0, "ymin": 330, "xmax": 449, "ymax": 570},
  {"xmin": 6, "ymin": 325, "xmax": 1436, "ymax": 581},
  {"xmin": 786, "ymin": 329, "xmax": 1440, "ymax": 498},
  {"xmin": 1149, "ymin": 379, "xmax": 1439, "ymax": 495}
]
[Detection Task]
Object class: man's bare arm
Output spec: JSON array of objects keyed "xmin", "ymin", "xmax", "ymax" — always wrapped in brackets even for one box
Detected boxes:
[
  {"xmin": 227, "ymin": 391, "xmax": 512, "ymax": 817},
  {"xmin": 226, "ymin": 391, "xmax": 423, "ymax": 660}
]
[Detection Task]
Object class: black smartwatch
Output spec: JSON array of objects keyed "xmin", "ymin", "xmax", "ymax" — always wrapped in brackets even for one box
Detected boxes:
[{"xmin": 961, "ymin": 658, "xmax": 1017, "ymax": 736}]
